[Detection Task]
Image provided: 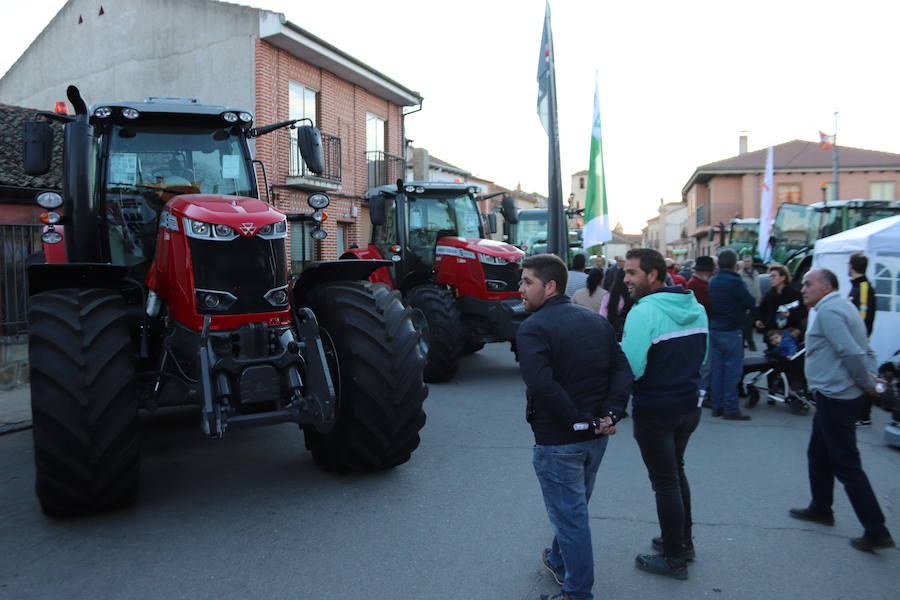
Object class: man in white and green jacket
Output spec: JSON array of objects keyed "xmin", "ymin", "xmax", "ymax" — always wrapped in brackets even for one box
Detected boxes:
[{"xmin": 621, "ymin": 248, "xmax": 709, "ymax": 581}]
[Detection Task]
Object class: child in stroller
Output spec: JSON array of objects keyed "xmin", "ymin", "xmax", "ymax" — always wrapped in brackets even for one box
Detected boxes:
[{"xmin": 742, "ymin": 328, "xmax": 810, "ymax": 414}]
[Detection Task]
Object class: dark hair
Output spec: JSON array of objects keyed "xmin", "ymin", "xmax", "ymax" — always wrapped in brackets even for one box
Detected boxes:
[
  {"xmin": 522, "ymin": 254, "xmax": 568, "ymax": 293},
  {"xmin": 570, "ymin": 253, "xmax": 586, "ymax": 271},
  {"xmin": 849, "ymin": 252, "xmax": 868, "ymax": 274},
  {"xmin": 586, "ymin": 268, "xmax": 604, "ymax": 295},
  {"xmin": 768, "ymin": 263, "xmax": 790, "ymax": 283},
  {"xmin": 820, "ymin": 268, "xmax": 839, "ymax": 290},
  {"xmin": 718, "ymin": 249, "xmax": 738, "ymax": 270},
  {"xmin": 625, "ymin": 248, "xmax": 666, "ymax": 284},
  {"xmin": 607, "ymin": 268, "xmax": 634, "ymax": 334}
]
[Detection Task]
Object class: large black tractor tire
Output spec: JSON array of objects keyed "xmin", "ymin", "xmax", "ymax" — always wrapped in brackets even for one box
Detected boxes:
[
  {"xmin": 405, "ymin": 284, "xmax": 463, "ymax": 382},
  {"xmin": 303, "ymin": 281, "xmax": 427, "ymax": 473},
  {"xmin": 28, "ymin": 288, "xmax": 139, "ymax": 515}
]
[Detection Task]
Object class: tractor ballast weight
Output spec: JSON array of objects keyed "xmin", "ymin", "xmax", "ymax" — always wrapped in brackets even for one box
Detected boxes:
[
  {"xmin": 22, "ymin": 86, "xmax": 426, "ymax": 515},
  {"xmin": 346, "ymin": 181, "xmax": 527, "ymax": 382}
]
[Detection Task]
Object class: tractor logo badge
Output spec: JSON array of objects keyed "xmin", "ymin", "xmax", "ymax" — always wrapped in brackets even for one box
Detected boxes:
[{"xmin": 239, "ymin": 223, "xmax": 257, "ymax": 236}]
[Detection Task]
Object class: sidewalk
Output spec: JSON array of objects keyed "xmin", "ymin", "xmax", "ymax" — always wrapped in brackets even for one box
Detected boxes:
[{"xmin": 0, "ymin": 384, "xmax": 31, "ymax": 434}]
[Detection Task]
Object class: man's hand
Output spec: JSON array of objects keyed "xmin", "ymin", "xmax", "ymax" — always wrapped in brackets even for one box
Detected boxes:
[{"xmin": 594, "ymin": 416, "xmax": 616, "ymax": 436}]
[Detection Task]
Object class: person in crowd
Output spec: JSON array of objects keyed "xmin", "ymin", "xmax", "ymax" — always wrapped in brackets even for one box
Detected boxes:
[
  {"xmin": 622, "ymin": 248, "xmax": 708, "ymax": 581},
  {"xmin": 602, "ymin": 256, "xmax": 625, "ymax": 291},
  {"xmin": 789, "ymin": 269, "xmax": 894, "ymax": 553},
  {"xmin": 686, "ymin": 256, "xmax": 715, "ymax": 406},
  {"xmin": 756, "ymin": 264, "xmax": 806, "ymax": 339},
  {"xmin": 516, "ymin": 254, "xmax": 633, "ymax": 600},
  {"xmin": 848, "ymin": 253, "xmax": 876, "ymax": 426},
  {"xmin": 572, "ymin": 269, "xmax": 608, "ymax": 313},
  {"xmin": 766, "ymin": 329, "xmax": 799, "ymax": 358},
  {"xmin": 565, "ymin": 253, "xmax": 589, "ymax": 297},
  {"xmin": 666, "ymin": 258, "xmax": 687, "ymax": 287},
  {"xmin": 739, "ymin": 256, "xmax": 762, "ymax": 351},
  {"xmin": 709, "ymin": 250, "xmax": 756, "ymax": 420},
  {"xmin": 598, "ymin": 267, "xmax": 634, "ymax": 342}
]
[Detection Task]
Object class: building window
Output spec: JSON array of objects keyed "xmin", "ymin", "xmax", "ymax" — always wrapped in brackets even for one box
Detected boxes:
[
  {"xmin": 870, "ymin": 181, "xmax": 896, "ymax": 200},
  {"xmin": 696, "ymin": 204, "xmax": 705, "ymax": 226},
  {"xmin": 289, "ymin": 82, "xmax": 318, "ymax": 176},
  {"xmin": 366, "ymin": 113, "xmax": 385, "ymax": 152},
  {"xmin": 874, "ymin": 261, "xmax": 899, "ymax": 312},
  {"xmin": 579, "ymin": 177, "xmax": 585, "ymax": 190},
  {"xmin": 291, "ymin": 222, "xmax": 315, "ymax": 272},
  {"xmin": 336, "ymin": 224, "xmax": 349, "ymax": 254},
  {"xmin": 777, "ymin": 183, "xmax": 801, "ymax": 204}
]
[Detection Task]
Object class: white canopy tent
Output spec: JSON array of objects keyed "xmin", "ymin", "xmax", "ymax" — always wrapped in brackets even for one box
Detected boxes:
[{"xmin": 812, "ymin": 215, "xmax": 900, "ymax": 364}]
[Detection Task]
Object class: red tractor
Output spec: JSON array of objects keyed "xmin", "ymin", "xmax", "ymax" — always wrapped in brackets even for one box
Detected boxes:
[
  {"xmin": 22, "ymin": 86, "xmax": 427, "ymax": 515},
  {"xmin": 343, "ymin": 181, "xmax": 525, "ymax": 382}
]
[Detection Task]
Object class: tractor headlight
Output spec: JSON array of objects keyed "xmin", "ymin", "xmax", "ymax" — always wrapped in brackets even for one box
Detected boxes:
[
  {"xmin": 36, "ymin": 191, "xmax": 63, "ymax": 209},
  {"xmin": 41, "ymin": 230, "xmax": 63, "ymax": 244},
  {"xmin": 121, "ymin": 108, "xmax": 140, "ymax": 119},
  {"xmin": 222, "ymin": 112, "xmax": 238, "ymax": 123},
  {"xmin": 308, "ymin": 193, "xmax": 330, "ymax": 209},
  {"xmin": 479, "ymin": 253, "xmax": 509, "ymax": 266},
  {"xmin": 238, "ymin": 112, "xmax": 253, "ymax": 123},
  {"xmin": 257, "ymin": 218, "xmax": 287, "ymax": 240},
  {"xmin": 94, "ymin": 106, "xmax": 112, "ymax": 118},
  {"xmin": 191, "ymin": 219, "xmax": 210, "ymax": 236},
  {"xmin": 311, "ymin": 228, "xmax": 327, "ymax": 241},
  {"xmin": 184, "ymin": 218, "xmax": 238, "ymax": 241},
  {"xmin": 214, "ymin": 224, "xmax": 234, "ymax": 238},
  {"xmin": 258, "ymin": 224, "xmax": 273, "ymax": 236}
]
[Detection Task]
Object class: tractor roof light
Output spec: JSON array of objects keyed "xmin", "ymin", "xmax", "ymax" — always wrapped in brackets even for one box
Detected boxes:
[
  {"xmin": 121, "ymin": 108, "xmax": 140, "ymax": 119},
  {"xmin": 222, "ymin": 112, "xmax": 238, "ymax": 123},
  {"xmin": 415, "ymin": 186, "xmax": 425, "ymax": 193},
  {"xmin": 404, "ymin": 185, "xmax": 416, "ymax": 193},
  {"xmin": 94, "ymin": 106, "xmax": 112, "ymax": 118},
  {"xmin": 308, "ymin": 193, "xmax": 330, "ymax": 209},
  {"xmin": 36, "ymin": 191, "xmax": 63, "ymax": 209},
  {"xmin": 238, "ymin": 112, "xmax": 253, "ymax": 123}
]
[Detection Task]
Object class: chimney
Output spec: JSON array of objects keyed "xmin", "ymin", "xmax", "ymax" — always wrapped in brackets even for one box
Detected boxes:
[{"xmin": 739, "ymin": 135, "xmax": 748, "ymax": 155}]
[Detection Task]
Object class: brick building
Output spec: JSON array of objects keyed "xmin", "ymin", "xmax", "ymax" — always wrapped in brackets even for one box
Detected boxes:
[{"xmin": 0, "ymin": 0, "xmax": 422, "ymax": 268}]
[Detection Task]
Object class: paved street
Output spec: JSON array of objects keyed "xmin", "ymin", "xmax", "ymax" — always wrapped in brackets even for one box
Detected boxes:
[{"xmin": 1, "ymin": 342, "xmax": 898, "ymax": 600}]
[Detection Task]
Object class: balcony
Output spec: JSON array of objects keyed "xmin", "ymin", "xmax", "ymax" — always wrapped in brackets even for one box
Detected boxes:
[
  {"xmin": 366, "ymin": 151, "xmax": 405, "ymax": 189},
  {"xmin": 285, "ymin": 132, "xmax": 342, "ymax": 191}
]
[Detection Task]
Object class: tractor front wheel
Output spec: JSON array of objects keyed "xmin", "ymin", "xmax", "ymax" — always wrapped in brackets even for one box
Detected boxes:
[
  {"xmin": 302, "ymin": 282, "xmax": 427, "ymax": 473},
  {"xmin": 28, "ymin": 288, "xmax": 139, "ymax": 515},
  {"xmin": 405, "ymin": 285, "xmax": 463, "ymax": 382}
]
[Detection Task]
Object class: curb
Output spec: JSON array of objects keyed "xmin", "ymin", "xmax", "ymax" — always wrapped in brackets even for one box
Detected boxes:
[{"xmin": 0, "ymin": 421, "xmax": 32, "ymax": 435}]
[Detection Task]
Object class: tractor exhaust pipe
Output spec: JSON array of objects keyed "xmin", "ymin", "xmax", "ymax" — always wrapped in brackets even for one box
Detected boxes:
[{"xmin": 63, "ymin": 85, "xmax": 105, "ymax": 262}]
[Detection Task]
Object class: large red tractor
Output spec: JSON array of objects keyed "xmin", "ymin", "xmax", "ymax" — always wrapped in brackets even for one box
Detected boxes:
[
  {"xmin": 22, "ymin": 86, "xmax": 427, "ymax": 515},
  {"xmin": 343, "ymin": 181, "xmax": 525, "ymax": 382}
]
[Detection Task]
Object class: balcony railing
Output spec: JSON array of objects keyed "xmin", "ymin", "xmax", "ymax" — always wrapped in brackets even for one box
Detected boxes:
[
  {"xmin": 287, "ymin": 132, "xmax": 341, "ymax": 190},
  {"xmin": 366, "ymin": 151, "xmax": 406, "ymax": 188}
]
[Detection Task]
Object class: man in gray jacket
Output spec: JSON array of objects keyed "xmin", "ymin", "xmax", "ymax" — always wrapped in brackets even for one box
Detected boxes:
[{"xmin": 788, "ymin": 269, "xmax": 894, "ymax": 552}]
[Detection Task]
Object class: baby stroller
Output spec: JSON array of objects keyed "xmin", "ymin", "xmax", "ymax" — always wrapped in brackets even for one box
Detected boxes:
[{"xmin": 742, "ymin": 341, "xmax": 811, "ymax": 415}]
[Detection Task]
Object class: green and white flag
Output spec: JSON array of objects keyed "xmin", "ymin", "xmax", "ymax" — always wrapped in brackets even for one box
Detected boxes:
[{"xmin": 583, "ymin": 79, "xmax": 612, "ymax": 248}]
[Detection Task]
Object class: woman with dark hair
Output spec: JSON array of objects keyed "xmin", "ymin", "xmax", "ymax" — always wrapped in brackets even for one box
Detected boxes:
[
  {"xmin": 756, "ymin": 264, "xmax": 805, "ymax": 335},
  {"xmin": 599, "ymin": 267, "xmax": 634, "ymax": 341},
  {"xmin": 572, "ymin": 268, "xmax": 607, "ymax": 312}
]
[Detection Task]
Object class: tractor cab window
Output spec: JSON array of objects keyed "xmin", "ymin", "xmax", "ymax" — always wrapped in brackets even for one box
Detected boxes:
[
  {"xmin": 515, "ymin": 214, "xmax": 549, "ymax": 248},
  {"xmin": 772, "ymin": 203, "xmax": 811, "ymax": 257},
  {"xmin": 406, "ymin": 194, "xmax": 481, "ymax": 266},
  {"xmin": 372, "ymin": 195, "xmax": 398, "ymax": 259},
  {"xmin": 102, "ymin": 124, "xmax": 253, "ymax": 269}
]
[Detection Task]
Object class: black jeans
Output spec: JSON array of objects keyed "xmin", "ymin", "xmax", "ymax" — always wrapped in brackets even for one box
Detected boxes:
[
  {"xmin": 633, "ymin": 408, "xmax": 701, "ymax": 559},
  {"xmin": 808, "ymin": 391, "xmax": 888, "ymax": 536}
]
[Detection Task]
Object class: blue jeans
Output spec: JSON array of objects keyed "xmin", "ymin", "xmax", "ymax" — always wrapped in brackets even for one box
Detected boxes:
[
  {"xmin": 710, "ymin": 329, "xmax": 743, "ymax": 414},
  {"xmin": 533, "ymin": 437, "xmax": 609, "ymax": 600}
]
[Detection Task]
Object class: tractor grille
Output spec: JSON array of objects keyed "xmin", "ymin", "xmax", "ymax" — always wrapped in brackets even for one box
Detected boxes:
[
  {"xmin": 188, "ymin": 236, "xmax": 287, "ymax": 315},
  {"xmin": 481, "ymin": 261, "xmax": 521, "ymax": 293}
]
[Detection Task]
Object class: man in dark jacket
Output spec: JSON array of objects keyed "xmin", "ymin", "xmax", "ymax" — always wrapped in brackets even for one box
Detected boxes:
[
  {"xmin": 517, "ymin": 254, "xmax": 633, "ymax": 600},
  {"xmin": 686, "ymin": 256, "xmax": 715, "ymax": 404},
  {"xmin": 848, "ymin": 252, "xmax": 876, "ymax": 426},
  {"xmin": 709, "ymin": 250, "xmax": 756, "ymax": 420}
]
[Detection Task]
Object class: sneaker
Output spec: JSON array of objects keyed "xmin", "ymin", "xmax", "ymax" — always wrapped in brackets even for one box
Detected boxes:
[
  {"xmin": 723, "ymin": 412, "xmax": 752, "ymax": 421},
  {"xmin": 788, "ymin": 507, "xmax": 835, "ymax": 526},
  {"xmin": 540, "ymin": 548, "xmax": 565, "ymax": 586},
  {"xmin": 850, "ymin": 532, "xmax": 895, "ymax": 552},
  {"xmin": 854, "ymin": 419, "xmax": 872, "ymax": 428},
  {"xmin": 651, "ymin": 536, "xmax": 695, "ymax": 561},
  {"xmin": 634, "ymin": 554, "xmax": 688, "ymax": 580},
  {"xmin": 539, "ymin": 594, "xmax": 571, "ymax": 600}
]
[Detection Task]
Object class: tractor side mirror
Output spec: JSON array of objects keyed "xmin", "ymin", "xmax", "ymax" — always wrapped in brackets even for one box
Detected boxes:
[
  {"xmin": 500, "ymin": 194, "xmax": 518, "ymax": 224},
  {"xmin": 23, "ymin": 121, "xmax": 53, "ymax": 176},
  {"xmin": 707, "ymin": 228, "xmax": 715, "ymax": 242},
  {"xmin": 369, "ymin": 194, "xmax": 385, "ymax": 226},
  {"xmin": 297, "ymin": 125, "xmax": 325, "ymax": 174},
  {"xmin": 486, "ymin": 213, "xmax": 497, "ymax": 234}
]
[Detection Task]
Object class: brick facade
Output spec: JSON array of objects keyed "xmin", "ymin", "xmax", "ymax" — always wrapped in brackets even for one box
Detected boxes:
[{"xmin": 254, "ymin": 40, "xmax": 405, "ymax": 264}]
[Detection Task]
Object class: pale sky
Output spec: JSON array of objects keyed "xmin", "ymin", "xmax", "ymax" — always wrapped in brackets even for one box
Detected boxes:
[{"xmin": 3, "ymin": 0, "xmax": 900, "ymax": 232}]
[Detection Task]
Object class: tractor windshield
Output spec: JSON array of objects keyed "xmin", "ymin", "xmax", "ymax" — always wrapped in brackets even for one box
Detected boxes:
[
  {"xmin": 406, "ymin": 194, "xmax": 482, "ymax": 264},
  {"xmin": 729, "ymin": 223, "xmax": 758, "ymax": 245},
  {"xmin": 771, "ymin": 203, "xmax": 812, "ymax": 264},
  {"xmin": 513, "ymin": 213, "xmax": 549, "ymax": 249},
  {"xmin": 102, "ymin": 124, "xmax": 254, "ymax": 267}
]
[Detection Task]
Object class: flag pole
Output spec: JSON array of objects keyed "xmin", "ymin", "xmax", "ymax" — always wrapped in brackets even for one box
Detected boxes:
[
  {"xmin": 832, "ymin": 111, "xmax": 840, "ymax": 201},
  {"xmin": 545, "ymin": 7, "xmax": 565, "ymax": 260}
]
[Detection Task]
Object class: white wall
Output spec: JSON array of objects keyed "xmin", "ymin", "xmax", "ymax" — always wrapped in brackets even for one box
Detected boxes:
[{"xmin": 0, "ymin": 0, "xmax": 258, "ymax": 113}]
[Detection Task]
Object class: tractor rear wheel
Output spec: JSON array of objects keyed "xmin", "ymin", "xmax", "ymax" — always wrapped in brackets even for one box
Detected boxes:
[
  {"xmin": 405, "ymin": 284, "xmax": 463, "ymax": 382},
  {"xmin": 28, "ymin": 288, "xmax": 139, "ymax": 515},
  {"xmin": 303, "ymin": 282, "xmax": 427, "ymax": 473}
]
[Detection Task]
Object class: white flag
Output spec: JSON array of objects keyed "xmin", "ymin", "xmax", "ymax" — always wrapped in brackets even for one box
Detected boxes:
[{"xmin": 758, "ymin": 146, "xmax": 774, "ymax": 261}]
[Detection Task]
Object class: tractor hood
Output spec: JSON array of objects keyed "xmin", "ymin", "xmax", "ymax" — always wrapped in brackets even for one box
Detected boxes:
[
  {"xmin": 436, "ymin": 235, "xmax": 524, "ymax": 263},
  {"xmin": 166, "ymin": 195, "xmax": 284, "ymax": 232}
]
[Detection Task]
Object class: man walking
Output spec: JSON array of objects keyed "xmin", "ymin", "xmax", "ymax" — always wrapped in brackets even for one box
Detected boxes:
[
  {"xmin": 789, "ymin": 269, "xmax": 894, "ymax": 552},
  {"xmin": 848, "ymin": 252, "xmax": 876, "ymax": 427},
  {"xmin": 517, "ymin": 254, "xmax": 633, "ymax": 600},
  {"xmin": 622, "ymin": 248, "xmax": 708, "ymax": 580},
  {"xmin": 708, "ymin": 250, "xmax": 756, "ymax": 420}
]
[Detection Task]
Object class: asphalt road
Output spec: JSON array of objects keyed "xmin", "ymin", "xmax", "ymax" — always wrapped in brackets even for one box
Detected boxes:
[{"xmin": 1, "ymin": 342, "xmax": 898, "ymax": 600}]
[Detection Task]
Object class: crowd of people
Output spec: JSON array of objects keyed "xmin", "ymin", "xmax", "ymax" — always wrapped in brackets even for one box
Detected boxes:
[{"xmin": 516, "ymin": 248, "xmax": 893, "ymax": 600}]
